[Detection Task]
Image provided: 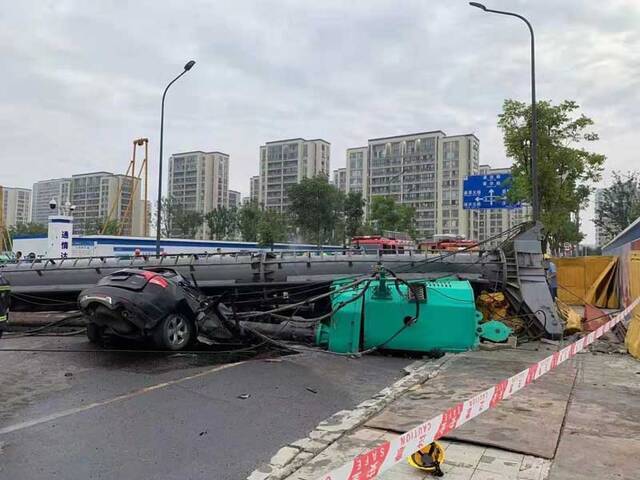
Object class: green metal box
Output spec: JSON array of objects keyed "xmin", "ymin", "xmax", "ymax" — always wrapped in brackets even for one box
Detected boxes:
[{"xmin": 316, "ymin": 277, "xmax": 481, "ymax": 354}]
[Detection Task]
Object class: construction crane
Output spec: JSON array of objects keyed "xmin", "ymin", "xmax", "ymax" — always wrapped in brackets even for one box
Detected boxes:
[{"xmin": 101, "ymin": 138, "xmax": 149, "ymax": 236}]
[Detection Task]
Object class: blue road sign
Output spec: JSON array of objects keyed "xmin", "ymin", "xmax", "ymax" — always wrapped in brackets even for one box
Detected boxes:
[{"xmin": 463, "ymin": 173, "xmax": 519, "ymax": 209}]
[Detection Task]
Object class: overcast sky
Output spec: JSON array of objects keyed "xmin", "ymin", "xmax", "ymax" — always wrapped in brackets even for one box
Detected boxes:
[{"xmin": 1, "ymin": 0, "xmax": 639, "ymax": 242}]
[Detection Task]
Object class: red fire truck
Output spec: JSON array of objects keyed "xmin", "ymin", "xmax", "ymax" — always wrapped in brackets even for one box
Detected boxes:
[
  {"xmin": 418, "ymin": 235, "xmax": 479, "ymax": 252},
  {"xmin": 351, "ymin": 235, "xmax": 414, "ymax": 253}
]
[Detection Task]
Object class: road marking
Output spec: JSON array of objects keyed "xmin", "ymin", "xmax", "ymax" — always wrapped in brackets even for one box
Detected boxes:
[{"xmin": 0, "ymin": 361, "xmax": 243, "ymax": 436}]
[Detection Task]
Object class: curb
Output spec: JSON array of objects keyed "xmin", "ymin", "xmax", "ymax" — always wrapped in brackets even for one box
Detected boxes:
[{"xmin": 247, "ymin": 354, "xmax": 453, "ymax": 480}]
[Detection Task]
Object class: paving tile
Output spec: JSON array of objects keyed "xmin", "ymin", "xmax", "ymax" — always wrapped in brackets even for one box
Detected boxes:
[
  {"xmin": 445, "ymin": 442, "xmax": 486, "ymax": 468},
  {"xmin": 483, "ymin": 447, "xmax": 525, "ymax": 464},
  {"xmin": 349, "ymin": 427, "xmax": 385, "ymax": 442},
  {"xmin": 477, "ymin": 455, "xmax": 521, "ymax": 477},
  {"xmin": 518, "ymin": 455, "xmax": 549, "ymax": 480},
  {"xmin": 440, "ymin": 465, "xmax": 476, "ymax": 480},
  {"xmin": 471, "ymin": 469, "xmax": 512, "ymax": 480},
  {"xmin": 377, "ymin": 461, "xmax": 428, "ymax": 480}
]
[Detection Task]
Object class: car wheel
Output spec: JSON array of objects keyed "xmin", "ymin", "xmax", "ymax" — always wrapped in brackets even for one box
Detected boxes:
[
  {"xmin": 86, "ymin": 322, "xmax": 103, "ymax": 344},
  {"xmin": 154, "ymin": 314, "xmax": 193, "ymax": 350}
]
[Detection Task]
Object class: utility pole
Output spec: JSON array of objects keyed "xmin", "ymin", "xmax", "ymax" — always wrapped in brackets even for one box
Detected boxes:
[{"xmin": 470, "ymin": 2, "xmax": 540, "ymax": 222}]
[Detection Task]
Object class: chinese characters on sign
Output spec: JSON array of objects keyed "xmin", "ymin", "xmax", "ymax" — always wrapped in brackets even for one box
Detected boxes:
[
  {"xmin": 462, "ymin": 173, "xmax": 520, "ymax": 210},
  {"xmin": 60, "ymin": 230, "xmax": 70, "ymax": 257}
]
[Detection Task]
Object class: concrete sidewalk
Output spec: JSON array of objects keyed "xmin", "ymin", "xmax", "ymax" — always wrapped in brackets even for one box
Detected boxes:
[{"xmin": 249, "ymin": 344, "xmax": 640, "ymax": 480}]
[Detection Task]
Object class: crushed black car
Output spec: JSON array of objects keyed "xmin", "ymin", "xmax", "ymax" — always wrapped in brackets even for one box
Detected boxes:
[{"xmin": 78, "ymin": 268, "xmax": 241, "ymax": 350}]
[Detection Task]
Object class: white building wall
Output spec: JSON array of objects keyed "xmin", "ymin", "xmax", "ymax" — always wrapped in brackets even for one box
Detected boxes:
[
  {"xmin": 2, "ymin": 187, "xmax": 32, "ymax": 227},
  {"xmin": 362, "ymin": 131, "xmax": 479, "ymax": 240},
  {"xmin": 31, "ymin": 178, "xmax": 71, "ymax": 225},
  {"xmin": 259, "ymin": 138, "xmax": 331, "ymax": 212},
  {"xmin": 332, "ymin": 168, "xmax": 347, "ymax": 193},
  {"xmin": 345, "ymin": 147, "xmax": 368, "ymax": 198},
  {"xmin": 168, "ymin": 151, "xmax": 230, "ymax": 239}
]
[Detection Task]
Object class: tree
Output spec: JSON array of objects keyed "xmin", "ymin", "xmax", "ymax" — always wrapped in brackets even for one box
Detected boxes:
[
  {"xmin": 258, "ymin": 210, "xmax": 288, "ymax": 246},
  {"xmin": 369, "ymin": 196, "xmax": 400, "ymax": 233},
  {"xmin": 397, "ymin": 204, "xmax": 417, "ymax": 240},
  {"xmin": 205, "ymin": 207, "xmax": 237, "ymax": 240},
  {"xmin": 159, "ymin": 196, "xmax": 203, "ymax": 238},
  {"xmin": 368, "ymin": 196, "xmax": 417, "ymax": 239},
  {"xmin": 498, "ymin": 99, "xmax": 605, "ymax": 252},
  {"xmin": 344, "ymin": 192, "xmax": 365, "ymax": 240},
  {"xmin": 173, "ymin": 210, "xmax": 203, "ymax": 238},
  {"xmin": 594, "ymin": 171, "xmax": 640, "ymax": 240},
  {"xmin": 238, "ymin": 200, "xmax": 262, "ymax": 242},
  {"xmin": 98, "ymin": 219, "xmax": 120, "ymax": 235},
  {"xmin": 9, "ymin": 222, "xmax": 48, "ymax": 237},
  {"xmin": 287, "ymin": 176, "xmax": 343, "ymax": 245}
]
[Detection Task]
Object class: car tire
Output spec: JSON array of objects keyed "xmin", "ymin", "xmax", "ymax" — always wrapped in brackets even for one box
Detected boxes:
[
  {"xmin": 86, "ymin": 322, "xmax": 103, "ymax": 344},
  {"xmin": 153, "ymin": 314, "xmax": 194, "ymax": 350}
]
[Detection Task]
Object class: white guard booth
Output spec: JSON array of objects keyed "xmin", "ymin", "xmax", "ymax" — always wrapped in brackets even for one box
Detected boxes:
[{"xmin": 46, "ymin": 215, "xmax": 73, "ymax": 258}]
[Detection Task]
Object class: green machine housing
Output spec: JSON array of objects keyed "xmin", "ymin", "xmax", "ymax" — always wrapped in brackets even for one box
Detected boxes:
[{"xmin": 316, "ymin": 276, "xmax": 482, "ymax": 354}]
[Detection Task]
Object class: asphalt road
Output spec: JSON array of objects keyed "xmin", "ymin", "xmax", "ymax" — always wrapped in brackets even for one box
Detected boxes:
[{"xmin": 0, "ymin": 335, "xmax": 411, "ymax": 480}]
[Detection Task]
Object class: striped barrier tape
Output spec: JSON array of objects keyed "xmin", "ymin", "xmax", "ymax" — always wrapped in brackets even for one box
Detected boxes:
[{"xmin": 316, "ymin": 297, "xmax": 640, "ymax": 480}]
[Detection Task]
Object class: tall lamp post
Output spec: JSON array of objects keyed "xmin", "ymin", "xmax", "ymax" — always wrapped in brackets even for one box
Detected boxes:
[
  {"xmin": 469, "ymin": 3, "xmax": 540, "ymax": 222},
  {"xmin": 155, "ymin": 60, "xmax": 196, "ymax": 255}
]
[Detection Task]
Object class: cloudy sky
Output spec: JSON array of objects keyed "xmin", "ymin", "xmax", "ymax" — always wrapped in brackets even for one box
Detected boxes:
[{"xmin": 1, "ymin": 0, "xmax": 639, "ymax": 242}]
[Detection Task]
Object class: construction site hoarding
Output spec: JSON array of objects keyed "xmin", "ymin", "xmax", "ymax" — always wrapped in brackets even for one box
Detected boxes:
[{"xmin": 603, "ymin": 217, "xmax": 640, "ymax": 358}]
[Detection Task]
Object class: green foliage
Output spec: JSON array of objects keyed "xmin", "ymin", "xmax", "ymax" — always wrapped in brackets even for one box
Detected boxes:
[
  {"xmin": 287, "ymin": 175, "xmax": 344, "ymax": 245},
  {"xmin": 258, "ymin": 209, "xmax": 288, "ymax": 246},
  {"xmin": 9, "ymin": 222, "xmax": 48, "ymax": 237},
  {"xmin": 344, "ymin": 192, "xmax": 365, "ymax": 239},
  {"xmin": 80, "ymin": 218, "xmax": 121, "ymax": 235},
  {"xmin": 205, "ymin": 207, "xmax": 237, "ymax": 240},
  {"xmin": 160, "ymin": 196, "xmax": 203, "ymax": 238},
  {"xmin": 369, "ymin": 196, "xmax": 400, "ymax": 233},
  {"xmin": 397, "ymin": 204, "xmax": 417, "ymax": 240},
  {"xmin": 498, "ymin": 99, "xmax": 605, "ymax": 252},
  {"xmin": 594, "ymin": 171, "xmax": 640, "ymax": 240},
  {"xmin": 238, "ymin": 200, "xmax": 262, "ymax": 242},
  {"xmin": 99, "ymin": 219, "xmax": 121, "ymax": 235},
  {"xmin": 369, "ymin": 196, "xmax": 417, "ymax": 239}
]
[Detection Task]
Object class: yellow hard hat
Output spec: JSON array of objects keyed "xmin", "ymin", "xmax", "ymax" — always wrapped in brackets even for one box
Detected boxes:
[{"xmin": 407, "ymin": 442, "xmax": 446, "ymax": 476}]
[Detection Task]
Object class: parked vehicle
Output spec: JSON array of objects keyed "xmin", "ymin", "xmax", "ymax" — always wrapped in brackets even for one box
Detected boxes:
[{"xmin": 351, "ymin": 235, "xmax": 415, "ymax": 253}]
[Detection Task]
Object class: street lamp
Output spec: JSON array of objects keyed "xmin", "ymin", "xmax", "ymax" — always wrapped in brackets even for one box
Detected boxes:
[
  {"xmin": 469, "ymin": 2, "xmax": 540, "ymax": 222},
  {"xmin": 155, "ymin": 60, "xmax": 196, "ymax": 255}
]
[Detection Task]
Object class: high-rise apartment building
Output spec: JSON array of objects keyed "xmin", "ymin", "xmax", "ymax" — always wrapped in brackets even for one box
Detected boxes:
[
  {"xmin": 333, "ymin": 168, "xmax": 347, "ymax": 193},
  {"xmin": 168, "ymin": 150, "xmax": 229, "ymax": 238},
  {"xmin": 594, "ymin": 188, "xmax": 612, "ymax": 247},
  {"xmin": 345, "ymin": 147, "xmax": 368, "ymax": 196},
  {"xmin": 1, "ymin": 186, "xmax": 32, "ymax": 227},
  {"xmin": 31, "ymin": 178, "xmax": 71, "ymax": 225},
  {"xmin": 476, "ymin": 166, "xmax": 532, "ymax": 246},
  {"xmin": 355, "ymin": 131, "xmax": 479, "ymax": 239},
  {"xmin": 250, "ymin": 176, "xmax": 260, "ymax": 203},
  {"xmin": 71, "ymin": 172, "xmax": 144, "ymax": 236},
  {"xmin": 259, "ymin": 138, "xmax": 330, "ymax": 212},
  {"xmin": 228, "ymin": 190, "xmax": 242, "ymax": 209}
]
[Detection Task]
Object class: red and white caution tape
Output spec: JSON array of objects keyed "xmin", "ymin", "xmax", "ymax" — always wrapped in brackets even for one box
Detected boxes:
[{"xmin": 317, "ymin": 298, "xmax": 640, "ymax": 480}]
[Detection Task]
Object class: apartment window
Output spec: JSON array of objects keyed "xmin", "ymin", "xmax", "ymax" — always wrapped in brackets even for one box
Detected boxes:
[{"xmin": 443, "ymin": 141, "xmax": 460, "ymax": 167}]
